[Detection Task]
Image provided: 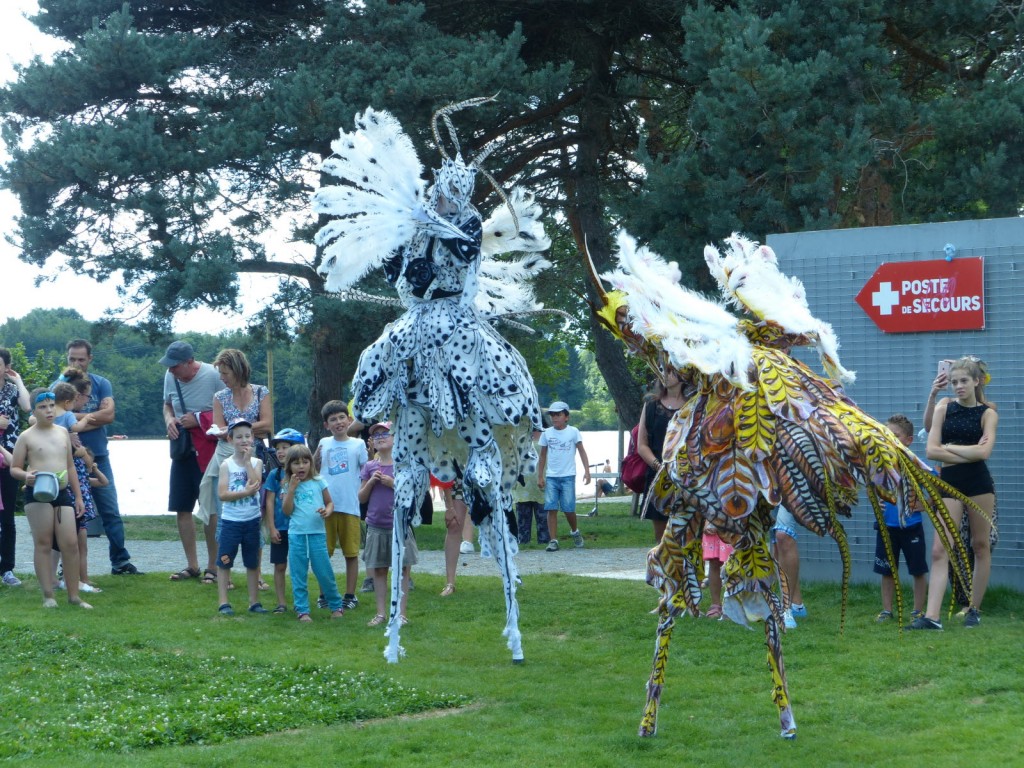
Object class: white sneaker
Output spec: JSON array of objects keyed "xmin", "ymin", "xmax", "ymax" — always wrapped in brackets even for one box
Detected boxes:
[
  {"xmin": 1, "ymin": 570, "xmax": 22, "ymax": 587},
  {"xmin": 79, "ymin": 582, "xmax": 102, "ymax": 593},
  {"xmin": 459, "ymin": 540, "xmax": 475, "ymax": 555},
  {"xmin": 783, "ymin": 609, "xmax": 797, "ymax": 629},
  {"xmin": 571, "ymin": 529, "xmax": 585, "ymax": 549}
]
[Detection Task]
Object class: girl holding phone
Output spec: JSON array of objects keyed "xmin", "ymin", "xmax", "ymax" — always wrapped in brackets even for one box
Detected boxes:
[{"xmin": 911, "ymin": 356, "xmax": 997, "ymax": 630}]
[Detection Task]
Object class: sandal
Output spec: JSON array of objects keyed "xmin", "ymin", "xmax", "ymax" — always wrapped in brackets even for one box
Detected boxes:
[
  {"xmin": 705, "ymin": 603, "xmax": 723, "ymax": 619},
  {"xmin": 170, "ymin": 566, "xmax": 201, "ymax": 581},
  {"xmin": 200, "ymin": 569, "xmax": 217, "ymax": 585},
  {"xmin": 258, "ymin": 579, "xmax": 270, "ymax": 591},
  {"xmin": 272, "ymin": 604, "xmax": 288, "ymax": 614},
  {"xmin": 440, "ymin": 583, "xmax": 455, "ymax": 597},
  {"xmin": 331, "ymin": 609, "xmax": 345, "ymax": 619},
  {"xmin": 367, "ymin": 614, "xmax": 386, "ymax": 627},
  {"xmin": 399, "ymin": 615, "xmax": 409, "ymax": 625},
  {"xmin": 297, "ymin": 612, "xmax": 312, "ymax": 622}
]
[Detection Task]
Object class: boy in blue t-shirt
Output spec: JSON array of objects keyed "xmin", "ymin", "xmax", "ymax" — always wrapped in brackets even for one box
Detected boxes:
[
  {"xmin": 263, "ymin": 428, "xmax": 305, "ymax": 613},
  {"xmin": 874, "ymin": 414, "xmax": 930, "ymax": 622}
]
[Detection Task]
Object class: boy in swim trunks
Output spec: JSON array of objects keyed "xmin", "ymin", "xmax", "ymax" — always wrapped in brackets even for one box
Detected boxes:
[{"xmin": 9, "ymin": 388, "xmax": 90, "ymax": 609}]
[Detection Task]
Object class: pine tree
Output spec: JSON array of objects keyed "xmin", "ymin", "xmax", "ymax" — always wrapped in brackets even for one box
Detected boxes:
[{"xmin": 1, "ymin": 0, "xmax": 569, "ymax": 433}]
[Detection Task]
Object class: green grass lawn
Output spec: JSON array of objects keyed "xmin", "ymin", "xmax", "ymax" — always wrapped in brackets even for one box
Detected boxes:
[{"xmin": 1, "ymin": 561, "xmax": 1020, "ymax": 767}]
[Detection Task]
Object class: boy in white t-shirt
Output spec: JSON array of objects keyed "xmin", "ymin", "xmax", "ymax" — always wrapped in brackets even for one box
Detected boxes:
[
  {"xmin": 216, "ymin": 418, "xmax": 265, "ymax": 616},
  {"xmin": 537, "ymin": 401, "xmax": 591, "ymax": 552},
  {"xmin": 314, "ymin": 400, "xmax": 367, "ymax": 610}
]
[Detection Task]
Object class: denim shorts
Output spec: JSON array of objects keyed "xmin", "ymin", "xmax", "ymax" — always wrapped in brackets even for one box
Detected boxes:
[
  {"xmin": 544, "ymin": 475, "xmax": 576, "ymax": 514},
  {"xmin": 772, "ymin": 505, "xmax": 798, "ymax": 540},
  {"xmin": 217, "ymin": 517, "xmax": 261, "ymax": 569}
]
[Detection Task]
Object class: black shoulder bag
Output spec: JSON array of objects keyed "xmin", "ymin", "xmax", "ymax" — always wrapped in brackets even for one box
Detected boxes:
[{"xmin": 169, "ymin": 378, "xmax": 195, "ymax": 461}]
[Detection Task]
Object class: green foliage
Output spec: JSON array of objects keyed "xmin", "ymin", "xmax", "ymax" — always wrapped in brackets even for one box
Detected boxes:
[
  {"xmin": 620, "ymin": 0, "xmax": 1024, "ymax": 261},
  {"xmin": 572, "ymin": 349, "xmax": 618, "ymax": 429},
  {"xmin": 4, "ymin": 0, "xmax": 1023, "ymax": 430},
  {"xmin": 3, "ymin": 341, "xmax": 62, "ymax": 395},
  {"xmin": 0, "ymin": 309, "xmax": 315, "ymax": 436}
]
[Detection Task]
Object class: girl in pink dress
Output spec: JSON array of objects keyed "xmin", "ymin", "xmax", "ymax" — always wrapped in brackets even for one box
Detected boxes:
[{"xmin": 702, "ymin": 525, "xmax": 734, "ymax": 619}]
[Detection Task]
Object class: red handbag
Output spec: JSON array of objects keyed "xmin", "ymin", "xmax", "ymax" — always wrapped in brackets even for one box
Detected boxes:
[{"xmin": 620, "ymin": 424, "xmax": 649, "ymax": 493}]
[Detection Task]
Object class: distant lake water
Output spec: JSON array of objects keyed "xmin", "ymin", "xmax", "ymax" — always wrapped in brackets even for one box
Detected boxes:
[{"xmin": 110, "ymin": 429, "xmax": 630, "ymax": 516}]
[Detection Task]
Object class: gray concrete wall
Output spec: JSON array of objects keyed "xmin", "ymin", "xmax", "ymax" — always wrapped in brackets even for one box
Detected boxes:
[{"xmin": 768, "ymin": 217, "xmax": 1023, "ymax": 589}]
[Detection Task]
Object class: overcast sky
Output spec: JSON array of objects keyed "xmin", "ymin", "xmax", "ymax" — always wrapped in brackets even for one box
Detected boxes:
[{"xmin": 1, "ymin": 0, "xmax": 274, "ymax": 335}]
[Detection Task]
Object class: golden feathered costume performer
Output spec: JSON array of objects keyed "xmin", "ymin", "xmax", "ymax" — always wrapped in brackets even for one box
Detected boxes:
[{"xmin": 593, "ymin": 231, "xmax": 981, "ymax": 739}]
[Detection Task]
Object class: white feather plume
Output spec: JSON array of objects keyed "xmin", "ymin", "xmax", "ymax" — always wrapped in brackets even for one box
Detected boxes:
[
  {"xmin": 313, "ymin": 108, "xmax": 427, "ymax": 292},
  {"xmin": 604, "ymin": 231, "xmax": 754, "ymax": 388},
  {"xmin": 705, "ymin": 233, "xmax": 855, "ymax": 385},
  {"xmin": 481, "ymin": 189, "xmax": 551, "ymax": 258},
  {"xmin": 475, "ymin": 189, "xmax": 552, "ymax": 317}
]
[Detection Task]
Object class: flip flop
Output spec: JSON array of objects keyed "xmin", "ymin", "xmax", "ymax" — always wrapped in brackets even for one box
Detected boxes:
[{"xmin": 170, "ymin": 567, "xmax": 201, "ymax": 581}]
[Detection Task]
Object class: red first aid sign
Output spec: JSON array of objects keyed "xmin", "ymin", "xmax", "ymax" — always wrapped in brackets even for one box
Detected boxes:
[{"xmin": 854, "ymin": 258, "xmax": 985, "ymax": 333}]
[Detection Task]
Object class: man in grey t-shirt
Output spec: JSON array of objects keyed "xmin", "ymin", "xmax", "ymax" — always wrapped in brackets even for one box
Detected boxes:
[{"xmin": 161, "ymin": 341, "xmax": 222, "ymax": 581}]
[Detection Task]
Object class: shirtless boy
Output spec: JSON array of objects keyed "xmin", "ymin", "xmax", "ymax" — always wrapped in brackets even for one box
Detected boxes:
[{"xmin": 10, "ymin": 389, "xmax": 91, "ymax": 609}]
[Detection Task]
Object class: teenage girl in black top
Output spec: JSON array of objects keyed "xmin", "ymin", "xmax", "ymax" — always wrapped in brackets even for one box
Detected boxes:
[
  {"xmin": 913, "ymin": 357, "xmax": 997, "ymax": 629},
  {"xmin": 637, "ymin": 369, "xmax": 687, "ymax": 543}
]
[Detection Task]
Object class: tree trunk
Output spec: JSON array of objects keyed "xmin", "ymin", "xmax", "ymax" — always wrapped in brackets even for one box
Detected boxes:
[
  {"xmin": 565, "ymin": 32, "xmax": 645, "ymax": 430},
  {"xmin": 305, "ymin": 295, "xmax": 352, "ymax": 442}
]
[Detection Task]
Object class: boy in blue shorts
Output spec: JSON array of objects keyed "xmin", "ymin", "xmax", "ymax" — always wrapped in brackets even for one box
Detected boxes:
[
  {"xmin": 264, "ymin": 428, "xmax": 305, "ymax": 613},
  {"xmin": 216, "ymin": 418, "xmax": 265, "ymax": 616},
  {"xmin": 874, "ymin": 414, "xmax": 929, "ymax": 622},
  {"xmin": 537, "ymin": 401, "xmax": 591, "ymax": 552}
]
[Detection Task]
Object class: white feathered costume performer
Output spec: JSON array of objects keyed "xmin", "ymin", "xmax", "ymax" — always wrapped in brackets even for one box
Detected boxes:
[{"xmin": 313, "ymin": 99, "xmax": 550, "ymax": 663}]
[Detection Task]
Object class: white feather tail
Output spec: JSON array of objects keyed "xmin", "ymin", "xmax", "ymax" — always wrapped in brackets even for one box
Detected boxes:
[{"xmin": 313, "ymin": 107, "xmax": 427, "ymax": 291}]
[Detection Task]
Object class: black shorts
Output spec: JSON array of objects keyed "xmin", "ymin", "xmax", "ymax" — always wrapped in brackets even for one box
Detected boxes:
[
  {"xmin": 940, "ymin": 461, "xmax": 994, "ymax": 498},
  {"xmin": 269, "ymin": 530, "xmax": 289, "ymax": 564},
  {"xmin": 873, "ymin": 522, "xmax": 929, "ymax": 577},
  {"xmin": 168, "ymin": 454, "xmax": 203, "ymax": 512},
  {"xmin": 24, "ymin": 485, "xmax": 74, "ymax": 508}
]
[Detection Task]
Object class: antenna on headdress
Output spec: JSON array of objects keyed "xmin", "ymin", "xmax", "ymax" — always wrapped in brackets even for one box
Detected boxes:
[
  {"xmin": 581, "ymin": 234, "xmax": 609, "ymax": 307},
  {"xmin": 431, "ymin": 94, "xmax": 499, "ymax": 160}
]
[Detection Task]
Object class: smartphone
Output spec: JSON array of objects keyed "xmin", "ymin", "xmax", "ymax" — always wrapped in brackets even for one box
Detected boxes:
[{"xmin": 937, "ymin": 360, "xmax": 953, "ymax": 379}]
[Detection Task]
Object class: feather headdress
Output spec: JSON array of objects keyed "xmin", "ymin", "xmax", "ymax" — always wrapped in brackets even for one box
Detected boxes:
[
  {"xmin": 602, "ymin": 231, "xmax": 754, "ymax": 388},
  {"xmin": 705, "ymin": 234, "xmax": 855, "ymax": 385},
  {"xmin": 313, "ymin": 107, "xmax": 467, "ymax": 292}
]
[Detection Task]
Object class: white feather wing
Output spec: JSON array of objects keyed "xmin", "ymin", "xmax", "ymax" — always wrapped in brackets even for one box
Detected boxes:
[
  {"xmin": 481, "ymin": 189, "xmax": 551, "ymax": 258},
  {"xmin": 313, "ymin": 107, "xmax": 427, "ymax": 292},
  {"xmin": 475, "ymin": 189, "xmax": 552, "ymax": 317}
]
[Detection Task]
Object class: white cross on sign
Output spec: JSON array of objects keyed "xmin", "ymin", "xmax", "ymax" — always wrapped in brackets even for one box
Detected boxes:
[{"xmin": 871, "ymin": 281, "xmax": 900, "ymax": 315}]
